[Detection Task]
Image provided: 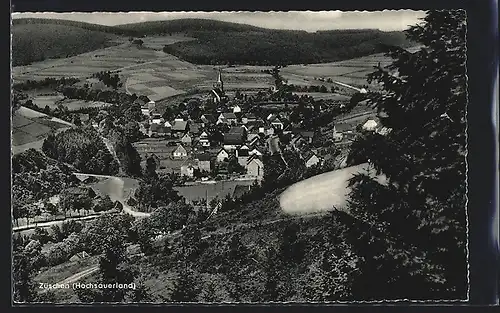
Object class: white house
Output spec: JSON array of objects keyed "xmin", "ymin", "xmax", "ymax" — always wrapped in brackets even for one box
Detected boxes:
[
  {"xmin": 180, "ymin": 160, "xmax": 199, "ymax": 178},
  {"xmin": 246, "ymin": 156, "xmax": 264, "ymax": 180},
  {"xmin": 362, "ymin": 119, "xmax": 378, "ymax": 131},
  {"xmin": 304, "ymin": 152, "xmax": 321, "ymax": 168},
  {"xmin": 216, "ymin": 148, "xmax": 230, "ymax": 163},
  {"xmin": 164, "ymin": 121, "xmax": 172, "ymax": 128},
  {"xmin": 199, "ymin": 131, "xmax": 211, "ymax": 147},
  {"xmin": 180, "ymin": 133, "xmax": 192, "ymax": 146},
  {"xmin": 173, "ymin": 144, "xmax": 188, "ymax": 159}
]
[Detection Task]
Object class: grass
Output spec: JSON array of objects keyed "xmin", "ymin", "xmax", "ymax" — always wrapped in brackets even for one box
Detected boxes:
[
  {"xmin": 174, "ymin": 179, "xmax": 255, "ymax": 204},
  {"xmin": 34, "ymin": 255, "xmax": 99, "ymax": 285}
]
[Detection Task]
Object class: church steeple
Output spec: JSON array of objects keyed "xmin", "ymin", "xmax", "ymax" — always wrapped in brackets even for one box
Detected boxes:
[{"xmin": 214, "ymin": 68, "xmax": 224, "ymax": 93}]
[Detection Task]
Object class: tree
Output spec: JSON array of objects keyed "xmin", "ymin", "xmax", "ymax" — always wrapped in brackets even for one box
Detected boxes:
[
  {"xmin": 13, "ymin": 249, "xmax": 37, "ymax": 302},
  {"xmin": 345, "ymin": 10, "xmax": 467, "ymax": 300},
  {"xmin": 170, "ymin": 267, "xmax": 201, "ymax": 302}
]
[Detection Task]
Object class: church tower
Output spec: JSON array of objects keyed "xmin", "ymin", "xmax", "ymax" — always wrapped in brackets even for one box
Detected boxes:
[{"xmin": 214, "ymin": 69, "xmax": 224, "ymax": 93}]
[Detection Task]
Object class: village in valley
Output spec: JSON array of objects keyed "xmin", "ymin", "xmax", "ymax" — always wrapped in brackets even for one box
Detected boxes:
[{"xmin": 11, "ymin": 10, "xmax": 467, "ymax": 304}]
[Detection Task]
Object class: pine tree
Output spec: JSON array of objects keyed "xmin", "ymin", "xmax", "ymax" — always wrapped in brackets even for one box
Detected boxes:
[{"xmin": 345, "ymin": 10, "xmax": 467, "ymax": 300}]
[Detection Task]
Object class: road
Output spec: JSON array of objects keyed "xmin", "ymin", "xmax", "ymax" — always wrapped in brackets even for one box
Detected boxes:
[{"xmin": 13, "ymin": 214, "xmax": 110, "ymax": 232}]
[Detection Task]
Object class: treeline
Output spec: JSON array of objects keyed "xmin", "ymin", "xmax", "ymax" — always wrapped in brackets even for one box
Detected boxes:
[
  {"xmin": 42, "ymin": 127, "xmax": 120, "ymax": 175},
  {"xmin": 162, "ymin": 29, "xmax": 412, "ymax": 65},
  {"xmin": 61, "ymin": 85, "xmax": 149, "ymax": 105},
  {"xmin": 12, "ymin": 77, "xmax": 79, "ymax": 91}
]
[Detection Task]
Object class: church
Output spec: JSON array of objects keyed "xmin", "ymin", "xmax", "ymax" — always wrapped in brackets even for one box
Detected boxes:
[{"xmin": 210, "ymin": 69, "xmax": 228, "ymax": 104}]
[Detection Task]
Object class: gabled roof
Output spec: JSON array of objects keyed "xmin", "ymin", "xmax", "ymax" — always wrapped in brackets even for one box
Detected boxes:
[
  {"xmin": 181, "ymin": 159, "xmax": 199, "ymax": 168},
  {"xmin": 201, "ymin": 114, "xmax": 216, "ymax": 123},
  {"xmin": 173, "ymin": 144, "xmax": 187, "ymax": 154},
  {"xmin": 217, "ymin": 148, "xmax": 229, "ymax": 156},
  {"xmin": 181, "ymin": 133, "xmax": 192, "ymax": 139},
  {"xmin": 244, "ymin": 113, "xmax": 257, "ymax": 119},
  {"xmin": 303, "ymin": 151, "xmax": 318, "ymax": 162},
  {"xmin": 171, "ymin": 120, "xmax": 188, "ymax": 131},
  {"xmin": 247, "ymin": 154, "xmax": 264, "ymax": 165},
  {"xmin": 237, "ymin": 149, "xmax": 249, "ymax": 157}
]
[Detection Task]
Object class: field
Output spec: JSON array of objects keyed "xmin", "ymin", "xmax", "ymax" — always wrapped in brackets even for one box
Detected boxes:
[
  {"xmin": 90, "ymin": 177, "xmax": 140, "ymax": 202},
  {"xmin": 12, "ymin": 107, "xmax": 73, "ymax": 154},
  {"xmin": 279, "ymin": 163, "xmax": 386, "ymax": 214}
]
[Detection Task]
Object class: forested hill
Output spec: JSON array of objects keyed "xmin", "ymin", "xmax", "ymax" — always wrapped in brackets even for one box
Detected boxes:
[{"xmin": 12, "ymin": 18, "xmax": 414, "ymax": 66}]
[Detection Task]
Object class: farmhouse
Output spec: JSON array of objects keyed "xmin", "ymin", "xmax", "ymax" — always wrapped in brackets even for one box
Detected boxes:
[
  {"xmin": 216, "ymin": 148, "xmax": 230, "ymax": 163},
  {"xmin": 173, "ymin": 144, "xmax": 188, "ymax": 159},
  {"xmin": 332, "ymin": 123, "xmax": 352, "ymax": 142},
  {"xmin": 270, "ymin": 117, "xmax": 284, "ymax": 130},
  {"xmin": 181, "ymin": 133, "xmax": 192, "ymax": 146},
  {"xmin": 171, "ymin": 119, "xmax": 189, "ymax": 137},
  {"xmin": 150, "ymin": 124, "xmax": 171, "ymax": 137},
  {"xmin": 303, "ymin": 151, "xmax": 321, "ymax": 168},
  {"xmin": 246, "ymin": 156, "xmax": 264, "ymax": 180},
  {"xmin": 180, "ymin": 159, "xmax": 199, "ymax": 178},
  {"xmin": 195, "ymin": 153, "xmax": 213, "ymax": 172}
]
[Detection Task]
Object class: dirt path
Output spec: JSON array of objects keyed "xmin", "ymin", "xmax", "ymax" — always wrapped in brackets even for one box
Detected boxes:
[{"xmin": 57, "ymin": 266, "xmax": 99, "ymax": 285}]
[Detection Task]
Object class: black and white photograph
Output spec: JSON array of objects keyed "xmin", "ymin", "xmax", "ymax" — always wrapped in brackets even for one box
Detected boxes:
[{"xmin": 11, "ymin": 10, "xmax": 469, "ymax": 304}]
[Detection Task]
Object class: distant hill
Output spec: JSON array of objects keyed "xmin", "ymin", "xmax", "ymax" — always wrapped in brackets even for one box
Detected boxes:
[
  {"xmin": 12, "ymin": 18, "xmax": 415, "ymax": 67},
  {"xmin": 11, "ymin": 21, "xmax": 120, "ymax": 66},
  {"xmin": 115, "ymin": 19, "xmax": 414, "ymax": 65}
]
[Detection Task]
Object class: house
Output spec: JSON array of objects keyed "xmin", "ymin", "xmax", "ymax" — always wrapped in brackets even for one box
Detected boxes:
[
  {"xmin": 232, "ymin": 104, "xmax": 242, "ymax": 114},
  {"xmin": 199, "ymin": 131, "xmax": 211, "ymax": 147},
  {"xmin": 246, "ymin": 156, "xmax": 264, "ymax": 180},
  {"xmin": 376, "ymin": 127, "xmax": 392, "ymax": 136},
  {"xmin": 265, "ymin": 126, "xmax": 275, "ymax": 136},
  {"xmin": 332, "ymin": 123, "xmax": 352, "ymax": 142},
  {"xmin": 150, "ymin": 124, "xmax": 171, "ymax": 137},
  {"xmin": 247, "ymin": 133, "xmax": 260, "ymax": 143},
  {"xmin": 171, "ymin": 119, "xmax": 189, "ymax": 137},
  {"xmin": 362, "ymin": 119, "xmax": 378, "ymax": 131},
  {"xmin": 217, "ymin": 112, "xmax": 238, "ymax": 125},
  {"xmin": 151, "ymin": 115, "xmax": 164, "ymax": 125},
  {"xmin": 173, "ymin": 144, "xmax": 188, "ymax": 159},
  {"xmin": 303, "ymin": 151, "xmax": 321, "ymax": 168},
  {"xmin": 236, "ymin": 148, "xmax": 250, "ymax": 167},
  {"xmin": 164, "ymin": 121, "xmax": 172, "ymax": 128},
  {"xmin": 216, "ymin": 148, "xmax": 230, "ymax": 163},
  {"xmin": 69, "ymin": 251, "xmax": 90, "ymax": 262},
  {"xmin": 223, "ymin": 133, "xmax": 245, "ymax": 151},
  {"xmin": 181, "ymin": 133, "xmax": 192, "ymax": 146},
  {"xmin": 180, "ymin": 159, "xmax": 199, "ymax": 178},
  {"xmin": 195, "ymin": 153, "xmax": 213, "ymax": 172}
]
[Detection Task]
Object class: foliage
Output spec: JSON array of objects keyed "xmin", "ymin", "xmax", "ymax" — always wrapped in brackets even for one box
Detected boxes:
[
  {"xmin": 134, "ymin": 176, "xmax": 183, "ymax": 212},
  {"xmin": 345, "ymin": 10, "xmax": 467, "ymax": 299},
  {"xmin": 93, "ymin": 71, "xmax": 123, "ymax": 90},
  {"xmin": 12, "ymin": 23, "xmax": 118, "ymax": 66},
  {"xmin": 79, "ymin": 214, "xmax": 134, "ymax": 255},
  {"xmin": 42, "ymin": 127, "xmax": 119, "ymax": 175},
  {"xmin": 162, "ymin": 28, "xmax": 413, "ymax": 66}
]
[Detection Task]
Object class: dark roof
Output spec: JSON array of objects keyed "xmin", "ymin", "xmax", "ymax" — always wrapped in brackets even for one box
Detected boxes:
[
  {"xmin": 171, "ymin": 120, "xmax": 188, "ymax": 131},
  {"xmin": 221, "ymin": 112, "xmax": 237, "ymax": 119},
  {"xmin": 195, "ymin": 153, "xmax": 212, "ymax": 161},
  {"xmin": 224, "ymin": 133, "xmax": 244, "ymax": 145},
  {"xmin": 237, "ymin": 149, "xmax": 249, "ymax": 157},
  {"xmin": 244, "ymin": 113, "xmax": 257, "ymax": 119},
  {"xmin": 334, "ymin": 123, "xmax": 352, "ymax": 132}
]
